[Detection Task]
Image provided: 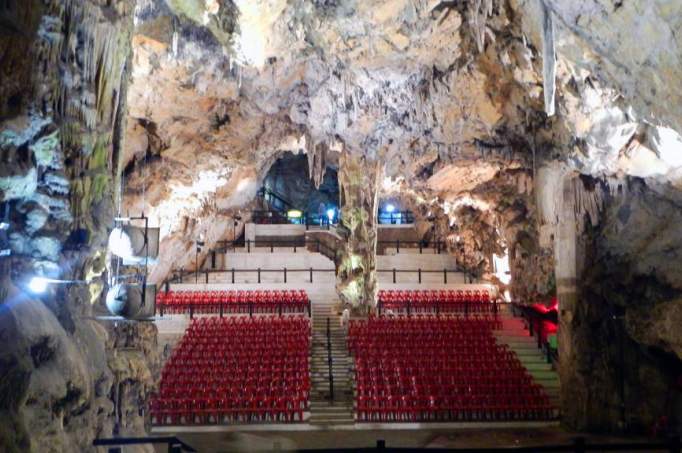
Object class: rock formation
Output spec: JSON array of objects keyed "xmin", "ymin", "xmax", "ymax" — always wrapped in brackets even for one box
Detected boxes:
[{"xmin": 1, "ymin": 0, "xmax": 682, "ymax": 448}]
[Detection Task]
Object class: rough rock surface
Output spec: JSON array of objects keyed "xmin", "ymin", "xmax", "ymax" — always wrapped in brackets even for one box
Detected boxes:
[
  {"xmin": 2, "ymin": 0, "xmax": 682, "ymax": 445},
  {"xmin": 0, "ymin": 1, "xmax": 157, "ymax": 451}
]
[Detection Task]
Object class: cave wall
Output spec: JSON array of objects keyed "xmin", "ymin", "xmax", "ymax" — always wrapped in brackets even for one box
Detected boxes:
[
  {"xmin": 540, "ymin": 169, "xmax": 682, "ymax": 433},
  {"xmin": 0, "ymin": 1, "xmax": 158, "ymax": 451}
]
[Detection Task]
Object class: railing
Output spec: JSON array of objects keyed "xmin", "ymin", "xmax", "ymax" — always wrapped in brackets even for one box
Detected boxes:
[
  {"xmin": 166, "ymin": 267, "xmax": 467, "ymax": 287},
  {"xmin": 377, "ymin": 210, "xmax": 415, "ymax": 225},
  {"xmin": 93, "ymin": 436, "xmax": 196, "ymax": 452},
  {"xmin": 327, "ymin": 317, "xmax": 334, "ymax": 401},
  {"xmin": 212, "ymin": 238, "xmax": 447, "ymax": 255},
  {"xmin": 378, "ymin": 297, "xmax": 498, "ymax": 318},
  {"xmin": 168, "ymin": 267, "xmax": 336, "ymax": 286},
  {"xmin": 377, "ymin": 268, "xmax": 471, "ymax": 284},
  {"xmin": 297, "ymin": 437, "xmax": 682, "ymax": 452},
  {"xmin": 212, "ymin": 238, "xmax": 337, "ymax": 257},
  {"xmin": 512, "ymin": 302, "xmax": 559, "ymax": 365},
  {"xmin": 246, "ymin": 209, "xmax": 417, "ymax": 226},
  {"xmin": 156, "ymin": 297, "xmax": 312, "ymax": 319},
  {"xmin": 377, "ymin": 239, "xmax": 446, "ymax": 254},
  {"xmin": 257, "ymin": 187, "xmax": 297, "ymax": 213}
]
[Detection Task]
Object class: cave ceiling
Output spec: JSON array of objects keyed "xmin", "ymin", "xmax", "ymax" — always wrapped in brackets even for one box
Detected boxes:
[{"xmin": 122, "ymin": 0, "xmax": 682, "ymax": 283}]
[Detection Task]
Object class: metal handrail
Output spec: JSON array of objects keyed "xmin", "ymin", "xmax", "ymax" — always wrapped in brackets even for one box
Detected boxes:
[
  {"xmin": 213, "ymin": 238, "xmax": 448, "ymax": 255},
  {"xmin": 93, "ymin": 436, "xmax": 196, "ymax": 452},
  {"xmin": 297, "ymin": 436, "xmax": 681, "ymax": 452},
  {"xmin": 327, "ymin": 317, "xmax": 334, "ymax": 401},
  {"xmin": 166, "ymin": 267, "xmax": 466, "ymax": 287},
  {"xmin": 512, "ymin": 301, "xmax": 559, "ymax": 365}
]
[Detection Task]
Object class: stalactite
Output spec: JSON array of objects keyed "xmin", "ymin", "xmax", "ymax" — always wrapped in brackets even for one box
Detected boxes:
[{"xmin": 539, "ymin": 0, "xmax": 556, "ymax": 116}]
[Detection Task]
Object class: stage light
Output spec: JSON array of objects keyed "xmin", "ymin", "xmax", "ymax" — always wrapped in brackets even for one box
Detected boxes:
[
  {"xmin": 28, "ymin": 276, "xmax": 49, "ymax": 294},
  {"xmin": 108, "ymin": 227, "xmax": 134, "ymax": 259},
  {"xmin": 385, "ymin": 204, "xmax": 395, "ymax": 213},
  {"xmin": 326, "ymin": 208, "xmax": 335, "ymax": 221}
]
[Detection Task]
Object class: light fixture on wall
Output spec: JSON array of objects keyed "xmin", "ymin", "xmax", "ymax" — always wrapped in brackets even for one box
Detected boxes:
[
  {"xmin": 385, "ymin": 204, "xmax": 395, "ymax": 213},
  {"xmin": 26, "ymin": 276, "xmax": 95, "ymax": 295}
]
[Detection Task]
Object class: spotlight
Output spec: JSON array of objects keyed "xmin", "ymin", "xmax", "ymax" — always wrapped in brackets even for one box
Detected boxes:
[
  {"xmin": 28, "ymin": 276, "xmax": 50, "ymax": 294},
  {"xmin": 326, "ymin": 208, "xmax": 335, "ymax": 222},
  {"xmin": 385, "ymin": 204, "xmax": 395, "ymax": 213},
  {"xmin": 0, "ymin": 221, "xmax": 9, "ymax": 230}
]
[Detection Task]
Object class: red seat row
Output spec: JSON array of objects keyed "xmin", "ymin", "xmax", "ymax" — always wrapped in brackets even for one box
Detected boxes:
[
  {"xmin": 156, "ymin": 290, "xmax": 310, "ymax": 315},
  {"xmin": 151, "ymin": 316, "xmax": 310, "ymax": 425},
  {"xmin": 349, "ymin": 316, "xmax": 554, "ymax": 422},
  {"xmin": 377, "ymin": 289, "xmax": 494, "ymax": 314}
]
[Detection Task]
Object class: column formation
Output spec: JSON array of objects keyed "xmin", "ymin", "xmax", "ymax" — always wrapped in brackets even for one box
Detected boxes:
[{"xmin": 335, "ymin": 150, "xmax": 382, "ymax": 312}]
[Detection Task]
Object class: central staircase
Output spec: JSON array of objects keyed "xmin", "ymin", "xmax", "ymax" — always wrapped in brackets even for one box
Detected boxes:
[{"xmin": 309, "ymin": 296, "xmax": 354, "ymax": 425}]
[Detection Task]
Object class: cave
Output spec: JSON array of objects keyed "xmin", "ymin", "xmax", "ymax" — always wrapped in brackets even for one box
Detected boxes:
[
  {"xmin": 260, "ymin": 152, "xmax": 339, "ymax": 224},
  {"xmin": 1, "ymin": 1, "xmax": 682, "ymax": 452}
]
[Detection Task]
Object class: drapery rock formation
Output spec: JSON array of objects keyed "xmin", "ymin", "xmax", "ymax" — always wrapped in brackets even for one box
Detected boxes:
[{"xmin": 1, "ymin": 0, "xmax": 682, "ymax": 448}]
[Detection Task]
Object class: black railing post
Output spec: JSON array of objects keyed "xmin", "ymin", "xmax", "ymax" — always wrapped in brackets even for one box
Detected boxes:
[
  {"xmin": 219, "ymin": 299, "xmax": 223, "ymax": 318},
  {"xmin": 310, "ymin": 267, "xmax": 313, "ymax": 283},
  {"xmin": 257, "ymin": 268, "xmax": 261, "ymax": 284},
  {"xmin": 249, "ymin": 302, "xmax": 253, "ymax": 317},
  {"xmin": 270, "ymin": 241, "xmax": 274, "ymax": 253},
  {"xmin": 573, "ymin": 437, "xmax": 586, "ymax": 453},
  {"xmin": 231, "ymin": 268, "xmax": 235, "ymax": 284},
  {"xmin": 278, "ymin": 300, "xmax": 282, "ymax": 317},
  {"xmin": 419, "ymin": 241, "xmax": 423, "ymax": 254},
  {"xmin": 443, "ymin": 268, "xmax": 447, "ymax": 284},
  {"xmin": 327, "ymin": 318, "xmax": 334, "ymax": 401},
  {"xmin": 407, "ymin": 298, "xmax": 411, "ymax": 317},
  {"xmin": 392, "ymin": 268, "xmax": 396, "ymax": 284},
  {"xmin": 418, "ymin": 268, "xmax": 422, "ymax": 284},
  {"xmin": 284, "ymin": 267, "xmax": 287, "ymax": 283},
  {"xmin": 247, "ymin": 239, "xmax": 251, "ymax": 253},
  {"xmin": 307, "ymin": 300, "xmax": 312, "ymax": 317},
  {"xmin": 205, "ymin": 271, "xmax": 208, "ymax": 284},
  {"xmin": 378, "ymin": 300, "xmax": 382, "ymax": 317},
  {"xmin": 437, "ymin": 241, "xmax": 441, "ymax": 254},
  {"xmin": 211, "ymin": 251, "xmax": 216, "ymax": 269},
  {"xmin": 189, "ymin": 303, "xmax": 194, "ymax": 320},
  {"xmin": 396, "ymin": 239, "xmax": 400, "ymax": 254},
  {"xmin": 465, "ymin": 298, "xmax": 469, "ymax": 318}
]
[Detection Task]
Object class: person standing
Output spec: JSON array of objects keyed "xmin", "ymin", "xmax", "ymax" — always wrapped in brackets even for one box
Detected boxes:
[{"xmin": 318, "ymin": 201, "xmax": 326, "ymax": 226}]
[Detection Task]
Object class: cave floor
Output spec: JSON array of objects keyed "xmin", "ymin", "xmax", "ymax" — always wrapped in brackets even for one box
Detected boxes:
[{"xmin": 154, "ymin": 425, "xmax": 660, "ymax": 452}]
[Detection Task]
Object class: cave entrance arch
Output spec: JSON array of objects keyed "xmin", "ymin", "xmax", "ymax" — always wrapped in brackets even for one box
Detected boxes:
[{"xmin": 259, "ymin": 152, "xmax": 339, "ymax": 225}]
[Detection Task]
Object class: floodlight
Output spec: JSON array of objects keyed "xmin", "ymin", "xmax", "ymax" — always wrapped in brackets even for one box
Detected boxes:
[{"xmin": 28, "ymin": 276, "xmax": 49, "ymax": 294}]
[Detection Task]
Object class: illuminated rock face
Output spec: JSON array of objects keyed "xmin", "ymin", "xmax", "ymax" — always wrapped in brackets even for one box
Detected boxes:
[
  {"xmin": 335, "ymin": 151, "xmax": 382, "ymax": 310},
  {"xmin": 1, "ymin": 0, "xmax": 681, "ymax": 445},
  {"xmin": 0, "ymin": 1, "xmax": 158, "ymax": 451}
]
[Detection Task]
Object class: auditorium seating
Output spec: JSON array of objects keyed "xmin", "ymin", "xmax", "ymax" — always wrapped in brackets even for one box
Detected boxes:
[
  {"xmin": 348, "ymin": 316, "xmax": 554, "ymax": 422},
  {"xmin": 150, "ymin": 316, "xmax": 311, "ymax": 425},
  {"xmin": 155, "ymin": 289, "xmax": 310, "ymax": 315},
  {"xmin": 377, "ymin": 289, "xmax": 494, "ymax": 314}
]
